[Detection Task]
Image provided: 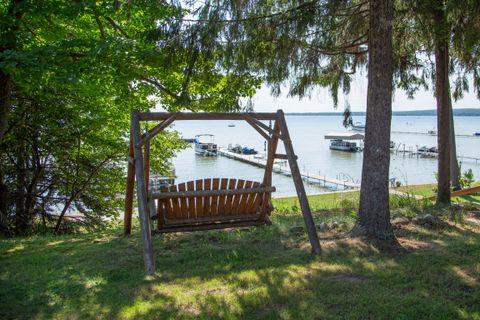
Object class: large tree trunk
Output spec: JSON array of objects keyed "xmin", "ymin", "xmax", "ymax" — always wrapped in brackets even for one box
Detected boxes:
[
  {"xmin": 353, "ymin": 0, "xmax": 395, "ymax": 242},
  {"xmin": 434, "ymin": 6, "xmax": 451, "ymax": 205},
  {"xmin": 449, "ymin": 98, "xmax": 461, "ymax": 190}
]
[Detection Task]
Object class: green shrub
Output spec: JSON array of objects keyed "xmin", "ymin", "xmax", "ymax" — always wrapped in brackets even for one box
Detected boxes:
[{"xmin": 459, "ymin": 169, "xmax": 475, "ymax": 188}]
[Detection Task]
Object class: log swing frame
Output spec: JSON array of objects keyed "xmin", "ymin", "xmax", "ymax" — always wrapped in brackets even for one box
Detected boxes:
[{"xmin": 124, "ymin": 109, "xmax": 321, "ymax": 274}]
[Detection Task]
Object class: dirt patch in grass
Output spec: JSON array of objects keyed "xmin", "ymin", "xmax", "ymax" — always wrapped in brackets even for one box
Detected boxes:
[{"xmin": 397, "ymin": 237, "xmax": 439, "ymax": 251}]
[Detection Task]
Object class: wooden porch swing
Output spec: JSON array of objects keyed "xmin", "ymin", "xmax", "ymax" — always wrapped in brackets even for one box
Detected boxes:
[{"xmin": 124, "ymin": 109, "xmax": 321, "ymax": 274}]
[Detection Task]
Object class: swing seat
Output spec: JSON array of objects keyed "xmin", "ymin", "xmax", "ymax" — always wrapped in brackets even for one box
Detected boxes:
[{"xmin": 151, "ymin": 178, "xmax": 275, "ymax": 232}]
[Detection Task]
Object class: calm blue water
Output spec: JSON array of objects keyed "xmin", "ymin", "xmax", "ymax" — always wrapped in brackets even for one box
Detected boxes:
[{"xmin": 170, "ymin": 115, "xmax": 480, "ymax": 197}]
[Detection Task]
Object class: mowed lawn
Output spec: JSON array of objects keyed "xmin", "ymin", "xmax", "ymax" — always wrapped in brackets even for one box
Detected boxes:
[
  {"xmin": 1, "ymin": 196, "xmax": 480, "ymax": 319},
  {"xmin": 396, "ymin": 182, "xmax": 480, "ymax": 203}
]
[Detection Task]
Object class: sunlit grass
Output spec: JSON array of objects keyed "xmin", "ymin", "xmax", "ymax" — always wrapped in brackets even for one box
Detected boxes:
[
  {"xmin": 396, "ymin": 182, "xmax": 480, "ymax": 204},
  {"xmin": 1, "ymin": 195, "xmax": 480, "ymax": 319}
]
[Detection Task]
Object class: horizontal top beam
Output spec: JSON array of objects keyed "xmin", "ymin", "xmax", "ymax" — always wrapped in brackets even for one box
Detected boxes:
[{"xmin": 137, "ymin": 111, "xmax": 280, "ymax": 121}]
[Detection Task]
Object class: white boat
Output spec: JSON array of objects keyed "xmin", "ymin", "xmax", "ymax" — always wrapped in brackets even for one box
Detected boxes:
[
  {"xmin": 325, "ymin": 132, "xmax": 364, "ymax": 152},
  {"xmin": 149, "ymin": 174, "xmax": 175, "ymax": 192},
  {"xmin": 149, "ymin": 161, "xmax": 175, "ymax": 192},
  {"xmin": 329, "ymin": 140, "xmax": 360, "ymax": 152},
  {"xmin": 351, "ymin": 122, "xmax": 366, "ymax": 132},
  {"xmin": 194, "ymin": 134, "xmax": 218, "ymax": 156}
]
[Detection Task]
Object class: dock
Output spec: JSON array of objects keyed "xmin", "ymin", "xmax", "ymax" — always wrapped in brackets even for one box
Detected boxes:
[
  {"xmin": 391, "ymin": 144, "xmax": 480, "ymax": 164},
  {"xmin": 391, "ymin": 130, "xmax": 477, "ymax": 138},
  {"xmin": 218, "ymin": 148, "xmax": 360, "ymax": 190}
]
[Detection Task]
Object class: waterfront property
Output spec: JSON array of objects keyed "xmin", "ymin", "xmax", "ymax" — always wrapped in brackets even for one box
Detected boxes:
[
  {"xmin": 172, "ymin": 115, "xmax": 480, "ymax": 196},
  {"xmin": 324, "ymin": 132, "xmax": 365, "ymax": 152}
]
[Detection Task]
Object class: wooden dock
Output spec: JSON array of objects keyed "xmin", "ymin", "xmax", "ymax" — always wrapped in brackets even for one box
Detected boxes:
[
  {"xmin": 218, "ymin": 148, "xmax": 360, "ymax": 190},
  {"xmin": 391, "ymin": 145, "xmax": 480, "ymax": 163},
  {"xmin": 391, "ymin": 130, "xmax": 476, "ymax": 138}
]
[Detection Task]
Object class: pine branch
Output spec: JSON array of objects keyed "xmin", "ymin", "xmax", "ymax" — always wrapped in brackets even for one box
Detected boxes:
[{"xmin": 181, "ymin": 1, "xmax": 318, "ymax": 23}]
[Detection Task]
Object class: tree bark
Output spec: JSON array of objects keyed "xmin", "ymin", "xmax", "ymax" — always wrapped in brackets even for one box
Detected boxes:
[
  {"xmin": 354, "ymin": 0, "xmax": 395, "ymax": 241},
  {"xmin": 449, "ymin": 98, "xmax": 461, "ymax": 190},
  {"xmin": 434, "ymin": 6, "xmax": 451, "ymax": 205}
]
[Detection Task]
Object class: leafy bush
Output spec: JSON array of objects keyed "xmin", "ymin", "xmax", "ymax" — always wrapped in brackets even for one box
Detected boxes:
[
  {"xmin": 338, "ymin": 198, "xmax": 358, "ymax": 211},
  {"xmin": 459, "ymin": 169, "xmax": 475, "ymax": 188}
]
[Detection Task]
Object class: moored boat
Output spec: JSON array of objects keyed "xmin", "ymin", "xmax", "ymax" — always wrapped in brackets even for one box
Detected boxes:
[
  {"xmin": 228, "ymin": 144, "xmax": 258, "ymax": 155},
  {"xmin": 329, "ymin": 139, "xmax": 360, "ymax": 152},
  {"xmin": 194, "ymin": 134, "xmax": 218, "ymax": 156},
  {"xmin": 325, "ymin": 132, "xmax": 364, "ymax": 153}
]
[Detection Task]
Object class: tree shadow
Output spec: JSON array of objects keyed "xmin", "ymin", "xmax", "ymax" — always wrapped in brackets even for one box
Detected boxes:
[{"xmin": 1, "ymin": 220, "xmax": 479, "ymax": 319}]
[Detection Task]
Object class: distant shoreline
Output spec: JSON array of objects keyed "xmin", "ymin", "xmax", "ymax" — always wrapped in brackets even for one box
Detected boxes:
[{"xmin": 285, "ymin": 108, "xmax": 480, "ymax": 117}]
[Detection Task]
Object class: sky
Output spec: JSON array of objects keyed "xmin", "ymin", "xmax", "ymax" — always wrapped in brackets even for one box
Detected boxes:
[{"xmin": 251, "ymin": 73, "xmax": 480, "ymax": 113}]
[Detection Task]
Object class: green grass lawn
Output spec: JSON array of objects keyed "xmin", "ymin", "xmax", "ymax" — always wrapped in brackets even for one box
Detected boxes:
[
  {"xmin": 2, "ymin": 202, "xmax": 480, "ymax": 319},
  {"xmin": 396, "ymin": 182, "xmax": 480, "ymax": 204},
  {"xmin": 273, "ymin": 191, "xmax": 360, "ymax": 212},
  {"xmin": 396, "ymin": 184, "xmax": 437, "ymax": 197}
]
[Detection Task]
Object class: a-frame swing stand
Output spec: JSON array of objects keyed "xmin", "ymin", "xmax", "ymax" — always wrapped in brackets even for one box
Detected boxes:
[{"xmin": 124, "ymin": 109, "xmax": 321, "ymax": 274}]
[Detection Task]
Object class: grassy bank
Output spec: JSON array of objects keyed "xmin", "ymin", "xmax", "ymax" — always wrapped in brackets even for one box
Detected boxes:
[
  {"xmin": 396, "ymin": 182, "xmax": 480, "ymax": 203},
  {"xmin": 2, "ymin": 197, "xmax": 480, "ymax": 319}
]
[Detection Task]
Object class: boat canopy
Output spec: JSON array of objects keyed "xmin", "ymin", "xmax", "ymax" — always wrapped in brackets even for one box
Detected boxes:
[
  {"xmin": 324, "ymin": 132, "xmax": 365, "ymax": 140},
  {"xmin": 195, "ymin": 134, "xmax": 215, "ymax": 143}
]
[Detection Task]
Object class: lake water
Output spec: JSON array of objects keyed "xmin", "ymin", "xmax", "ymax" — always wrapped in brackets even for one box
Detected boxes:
[{"xmin": 170, "ymin": 115, "xmax": 480, "ymax": 197}]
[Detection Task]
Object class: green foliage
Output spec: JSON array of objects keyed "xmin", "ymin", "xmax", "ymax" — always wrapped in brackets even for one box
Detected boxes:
[
  {"xmin": 0, "ymin": 1, "xmax": 261, "ymax": 234},
  {"xmin": 338, "ymin": 198, "xmax": 358, "ymax": 211},
  {"xmin": 459, "ymin": 169, "xmax": 475, "ymax": 188},
  {"xmin": 179, "ymin": 1, "xmax": 370, "ymax": 109},
  {"xmin": 390, "ymin": 194, "xmax": 423, "ymax": 213},
  {"xmin": 349, "ymin": 209, "xmax": 357, "ymax": 219},
  {"xmin": 394, "ymin": 0, "xmax": 480, "ymax": 100}
]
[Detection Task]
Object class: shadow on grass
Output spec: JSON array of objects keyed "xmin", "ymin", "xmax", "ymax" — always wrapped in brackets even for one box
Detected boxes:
[
  {"xmin": 458, "ymin": 194, "xmax": 480, "ymax": 203},
  {"xmin": 1, "ymin": 215, "xmax": 479, "ymax": 319}
]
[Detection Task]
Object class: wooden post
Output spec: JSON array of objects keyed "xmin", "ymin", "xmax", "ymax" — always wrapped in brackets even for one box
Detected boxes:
[
  {"xmin": 258, "ymin": 119, "xmax": 280, "ymax": 218},
  {"xmin": 124, "ymin": 138, "xmax": 135, "ymax": 235},
  {"xmin": 131, "ymin": 109, "xmax": 155, "ymax": 274},
  {"xmin": 263, "ymin": 120, "xmax": 280, "ymax": 187},
  {"xmin": 144, "ymin": 138, "xmax": 150, "ymax": 192},
  {"xmin": 277, "ymin": 110, "xmax": 321, "ymax": 254}
]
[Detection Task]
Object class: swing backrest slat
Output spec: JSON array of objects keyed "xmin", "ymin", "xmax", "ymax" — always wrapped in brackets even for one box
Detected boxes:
[{"xmin": 154, "ymin": 178, "xmax": 274, "ymax": 231}]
